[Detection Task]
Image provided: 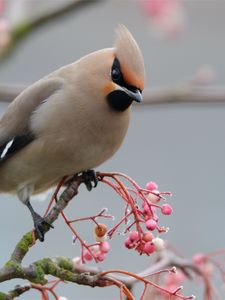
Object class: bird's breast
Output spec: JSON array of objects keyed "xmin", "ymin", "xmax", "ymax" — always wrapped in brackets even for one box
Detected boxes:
[{"xmin": 63, "ymin": 107, "xmax": 131, "ymax": 173}]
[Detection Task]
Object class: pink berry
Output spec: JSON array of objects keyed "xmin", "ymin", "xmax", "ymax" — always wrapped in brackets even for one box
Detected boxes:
[
  {"xmin": 90, "ymin": 245, "xmax": 99, "ymax": 254},
  {"xmin": 143, "ymin": 232, "xmax": 154, "ymax": 242},
  {"xmin": 146, "ymin": 181, "xmax": 158, "ymax": 191},
  {"xmin": 129, "ymin": 231, "xmax": 139, "ymax": 242},
  {"xmin": 143, "ymin": 242, "xmax": 156, "ymax": 254},
  {"xmin": 96, "ymin": 251, "xmax": 106, "ymax": 262},
  {"xmin": 146, "ymin": 219, "xmax": 157, "ymax": 231},
  {"xmin": 99, "ymin": 241, "xmax": 110, "ymax": 253},
  {"xmin": 83, "ymin": 251, "xmax": 93, "ymax": 261},
  {"xmin": 161, "ymin": 204, "xmax": 173, "ymax": 215},
  {"xmin": 143, "ymin": 203, "xmax": 150, "ymax": 214},
  {"xmin": 124, "ymin": 237, "xmax": 132, "ymax": 249}
]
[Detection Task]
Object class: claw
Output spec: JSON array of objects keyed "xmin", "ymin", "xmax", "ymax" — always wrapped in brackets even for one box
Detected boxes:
[
  {"xmin": 33, "ymin": 212, "xmax": 53, "ymax": 242},
  {"xmin": 82, "ymin": 170, "xmax": 98, "ymax": 191}
]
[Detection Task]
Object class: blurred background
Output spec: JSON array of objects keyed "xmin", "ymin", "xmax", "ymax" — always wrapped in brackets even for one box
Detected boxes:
[{"xmin": 0, "ymin": 0, "xmax": 225, "ymax": 299}]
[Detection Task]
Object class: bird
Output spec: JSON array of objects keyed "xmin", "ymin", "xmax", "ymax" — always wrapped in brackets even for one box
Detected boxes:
[{"xmin": 0, "ymin": 25, "xmax": 145, "ymax": 241}]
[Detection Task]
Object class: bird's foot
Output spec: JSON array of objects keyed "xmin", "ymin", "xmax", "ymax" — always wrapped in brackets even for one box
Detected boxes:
[
  {"xmin": 82, "ymin": 169, "xmax": 98, "ymax": 191},
  {"xmin": 32, "ymin": 212, "xmax": 53, "ymax": 242}
]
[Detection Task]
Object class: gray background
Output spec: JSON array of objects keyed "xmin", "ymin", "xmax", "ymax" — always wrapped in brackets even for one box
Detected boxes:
[{"xmin": 0, "ymin": 0, "xmax": 225, "ymax": 299}]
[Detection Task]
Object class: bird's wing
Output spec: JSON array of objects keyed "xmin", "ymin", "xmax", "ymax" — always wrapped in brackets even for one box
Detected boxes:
[{"xmin": 0, "ymin": 77, "xmax": 64, "ymax": 160}]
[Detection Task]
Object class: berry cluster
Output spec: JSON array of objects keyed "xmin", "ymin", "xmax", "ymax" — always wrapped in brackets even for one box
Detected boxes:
[
  {"xmin": 122, "ymin": 181, "xmax": 172, "ymax": 255},
  {"xmin": 83, "ymin": 223, "xmax": 110, "ymax": 262},
  {"xmin": 83, "ymin": 241, "xmax": 110, "ymax": 263},
  {"xmin": 58, "ymin": 174, "xmax": 172, "ymax": 262}
]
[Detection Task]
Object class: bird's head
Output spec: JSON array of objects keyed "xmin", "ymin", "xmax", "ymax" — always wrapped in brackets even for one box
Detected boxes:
[
  {"xmin": 104, "ymin": 25, "xmax": 145, "ymax": 112},
  {"xmin": 75, "ymin": 25, "xmax": 145, "ymax": 113}
]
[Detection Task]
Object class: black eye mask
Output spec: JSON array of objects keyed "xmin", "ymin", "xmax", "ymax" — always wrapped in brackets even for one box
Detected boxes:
[{"xmin": 111, "ymin": 57, "xmax": 142, "ymax": 94}]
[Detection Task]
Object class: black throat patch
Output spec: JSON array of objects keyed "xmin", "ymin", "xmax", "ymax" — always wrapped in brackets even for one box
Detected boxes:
[{"xmin": 107, "ymin": 90, "xmax": 133, "ymax": 112}]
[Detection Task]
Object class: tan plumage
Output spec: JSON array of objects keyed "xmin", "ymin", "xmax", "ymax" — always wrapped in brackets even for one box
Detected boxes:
[{"xmin": 0, "ymin": 25, "xmax": 145, "ymax": 240}]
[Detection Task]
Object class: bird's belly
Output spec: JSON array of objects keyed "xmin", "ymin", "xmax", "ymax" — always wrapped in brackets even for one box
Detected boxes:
[
  {"xmin": 29, "ymin": 139, "xmax": 119, "ymax": 193},
  {"xmin": 0, "ymin": 110, "xmax": 129, "ymax": 194}
]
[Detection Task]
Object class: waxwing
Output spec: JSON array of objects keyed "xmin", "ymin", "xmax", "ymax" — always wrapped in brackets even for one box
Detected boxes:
[{"xmin": 0, "ymin": 25, "xmax": 145, "ymax": 241}]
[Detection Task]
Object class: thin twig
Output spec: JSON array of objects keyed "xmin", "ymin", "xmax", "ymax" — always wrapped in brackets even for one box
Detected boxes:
[
  {"xmin": 1, "ymin": 85, "xmax": 225, "ymax": 105},
  {"xmin": 0, "ymin": 0, "xmax": 101, "ymax": 62}
]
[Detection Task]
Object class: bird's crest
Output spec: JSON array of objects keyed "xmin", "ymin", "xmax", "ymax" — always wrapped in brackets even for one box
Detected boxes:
[{"xmin": 114, "ymin": 25, "xmax": 145, "ymax": 91}]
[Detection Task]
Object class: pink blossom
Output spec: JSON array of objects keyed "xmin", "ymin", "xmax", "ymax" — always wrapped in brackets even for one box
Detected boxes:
[{"xmin": 139, "ymin": 0, "xmax": 185, "ymax": 39}]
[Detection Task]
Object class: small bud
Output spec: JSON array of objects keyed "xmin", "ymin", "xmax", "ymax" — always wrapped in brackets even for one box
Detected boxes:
[
  {"xmin": 100, "ymin": 207, "xmax": 108, "ymax": 213},
  {"xmin": 158, "ymin": 226, "xmax": 169, "ymax": 233},
  {"xmin": 170, "ymin": 266, "xmax": 177, "ymax": 273},
  {"xmin": 58, "ymin": 297, "xmax": 69, "ymax": 300},
  {"xmin": 72, "ymin": 235, "xmax": 77, "ymax": 244}
]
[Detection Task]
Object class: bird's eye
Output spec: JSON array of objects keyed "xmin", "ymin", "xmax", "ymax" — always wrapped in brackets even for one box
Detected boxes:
[{"xmin": 111, "ymin": 67, "xmax": 122, "ymax": 82}]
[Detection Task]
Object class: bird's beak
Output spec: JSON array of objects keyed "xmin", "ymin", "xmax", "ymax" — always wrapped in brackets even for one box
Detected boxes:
[{"xmin": 123, "ymin": 87, "xmax": 142, "ymax": 103}]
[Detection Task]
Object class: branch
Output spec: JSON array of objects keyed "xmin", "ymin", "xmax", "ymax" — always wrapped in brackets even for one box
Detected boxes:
[
  {"xmin": 0, "ymin": 85, "xmax": 25, "ymax": 102},
  {"xmin": 1, "ymin": 84, "xmax": 225, "ymax": 105},
  {"xmin": 0, "ymin": 251, "xmax": 204, "ymax": 300},
  {"xmin": 1, "ymin": 0, "xmax": 101, "ymax": 62},
  {"xmin": 0, "ymin": 285, "xmax": 30, "ymax": 300},
  {"xmin": 142, "ymin": 86, "xmax": 225, "ymax": 105},
  {"xmin": 0, "ymin": 172, "xmax": 214, "ymax": 299}
]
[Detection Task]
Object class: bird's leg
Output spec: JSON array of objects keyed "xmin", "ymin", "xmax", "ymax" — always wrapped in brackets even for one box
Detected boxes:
[
  {"xmin": 25, "ymin": 200, "xmax": 53, "ymax": 242},
  {"xmin": 17, "ymin": 184, "xmax": 53, "ymax": 242},
  {"xmin": 82, "ymin": 169, "xmax": 98, "ymax": 191}
]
